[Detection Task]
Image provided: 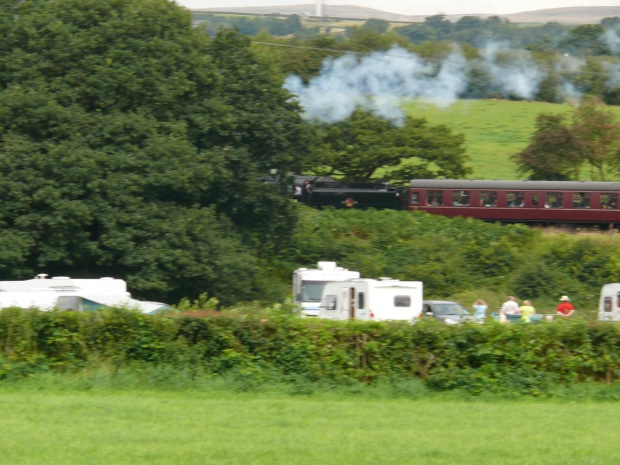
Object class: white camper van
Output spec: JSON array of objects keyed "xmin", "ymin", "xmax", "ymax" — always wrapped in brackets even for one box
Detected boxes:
[
  {"xmin": 599, "ymin": 283, "xmax": 620, "ymax": 321},
  {"xmin": 318, "ymin": 278, "xmax": 423, "ymax": 322},
  {"xmin": 292, "ymin": 262, "xmax": 360, "ymax": 317},
  {"xmin": 0, "ymin": 274, "xmax": 169, "ymax": 314}
]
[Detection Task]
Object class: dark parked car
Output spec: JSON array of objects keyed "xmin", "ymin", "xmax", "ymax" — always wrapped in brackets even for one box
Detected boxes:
[{"xmin": 422, "ymin": 300, "xmax": 480, "ymax": 324}]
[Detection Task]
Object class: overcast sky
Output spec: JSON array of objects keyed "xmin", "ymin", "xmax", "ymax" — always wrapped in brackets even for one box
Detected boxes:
[{"xmin": 177, "ymin": 1, "xmax": 620, "ymax": 16}]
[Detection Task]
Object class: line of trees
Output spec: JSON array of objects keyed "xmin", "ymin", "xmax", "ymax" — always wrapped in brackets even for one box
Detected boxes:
[{"xmin": 200, "ymin": 12, "xmax": 620, "ymax": 105}]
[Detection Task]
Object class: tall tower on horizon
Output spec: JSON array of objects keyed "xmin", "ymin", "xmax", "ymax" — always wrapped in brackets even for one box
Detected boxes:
[{"xmin": 315, "ymin": 0, "xmax": 324, "ymax": 17}]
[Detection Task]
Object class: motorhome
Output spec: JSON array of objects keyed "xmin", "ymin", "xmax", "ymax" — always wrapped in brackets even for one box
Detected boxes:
[
  {"xmin": 0, "ymin": 274, "xmax": 169, "ymax": 313},
  {"xmin": 599, "ymin": 283, "xmax": 620, "ymax": 321},
  {"xmin": 292, "ymin": 262, "xmax": 360, "ymax": 317},
  {"xmin": 318, "ymin": 278, "xmax": 423, "ymax": 322}
]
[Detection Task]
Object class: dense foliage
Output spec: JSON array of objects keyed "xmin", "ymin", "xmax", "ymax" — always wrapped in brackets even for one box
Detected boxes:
[
  {"xmin": 2, "ymin": 308, "xmax": 620, "ymax": 395},
  {"xmin": 0, "ymin": 0, "xmax": 309, "ymax": 304},
  {"xmin": 513, "ymin": 97, "xmax": 620, "ymax": 180},
  {"xmin": 282, "ymin": 207, "xmax": 620, "ymax": 312},
  {"xmin": 204, "ymin": 12, "xmax": 620, "ymax": 105},
  {"xmin": 310, "ymin": 110, "xmax": 471, "ymax": 181}
]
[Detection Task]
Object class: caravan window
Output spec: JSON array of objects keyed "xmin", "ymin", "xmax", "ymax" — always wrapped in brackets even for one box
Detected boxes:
[
  {"xmin": 358, "ymin": 292, "xmax": 365, "ymax": 310},
  {"xmin": 322, "ymin": 295, "xmax": 337, "ymax": 311},
  {"xmin": 604, "ymin": 296, "xmax": 612, "ymax": 312},
  {"xmin": 394, "ymin": 295, "xmax": 411, "ymax": 307}
]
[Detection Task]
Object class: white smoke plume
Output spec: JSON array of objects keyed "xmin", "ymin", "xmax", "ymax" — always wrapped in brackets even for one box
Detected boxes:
[
  {"xmin": 284, "ymin": 46, "xmax": 468, "ymax": 126},
  {"xmin": 478, "ymin": 42, "xmax": 544, "ymax": 100},
  {"xmin": 603, "ymin": 28, "xmax": 620, "ymax": 56},
  {"xmin": 554, "ymin": 54, "xmax": 585, "ymax": 103},
  {"xmin": 285, "ymin": 43, "xmax": 551, "ymax": 124}
]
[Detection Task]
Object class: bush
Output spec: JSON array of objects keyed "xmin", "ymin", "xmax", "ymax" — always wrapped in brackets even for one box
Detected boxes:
[{"xmin": 2, "ymin": 309, "xmax": 620, "ymax": 395}]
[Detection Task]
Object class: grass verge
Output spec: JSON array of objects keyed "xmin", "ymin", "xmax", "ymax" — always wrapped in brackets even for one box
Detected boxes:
[{"xmin": 2, "ymin": 370, "xmax": 620, "ymax": 464}]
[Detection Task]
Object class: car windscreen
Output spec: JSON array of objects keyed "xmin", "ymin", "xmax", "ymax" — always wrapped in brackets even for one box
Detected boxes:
[
  {"xmin": 301, "ymin": 281, "xmax": 330, "ymax": 302},
  {"xmin": 433, "ymin": 303, "xmax": 470, "ymax": 316}
]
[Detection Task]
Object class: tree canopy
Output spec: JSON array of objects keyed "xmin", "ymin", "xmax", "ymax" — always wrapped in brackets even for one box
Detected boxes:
[
  {"xmin": 511, "ymin": 114, "xmax": 583, "ymax": 180},
  {"xmin": 0, "ymin": 0, "xmax": 309, "ymax": 304},
  {"xmin": 512, "ymin": 97, "xmax": 620, "ymax": 181},
  {"xmin": 309, "ymin": 110, "xmax": 471, "ymax": 182}
]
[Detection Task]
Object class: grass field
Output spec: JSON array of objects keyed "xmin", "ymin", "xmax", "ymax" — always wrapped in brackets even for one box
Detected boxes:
[
  {"xmin": 2, "ymin": 385, "xmax": 620, "ymax": 465},
  {"xmin": 402, "ymin": 99, "xmax": 620, "ymax": 181}
]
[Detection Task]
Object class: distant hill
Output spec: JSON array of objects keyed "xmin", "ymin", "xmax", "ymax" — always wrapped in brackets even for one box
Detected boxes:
[
  {"xmin": 191, "ymin": 4, "xmax": 620, "ymax": 25},
  {"xmin": 504, "ymin": 6, "xmax": 620, "ymax": 24},
  {"xmin": 191, "ymin": 4, "xmax": 415, "ymax": 22}
]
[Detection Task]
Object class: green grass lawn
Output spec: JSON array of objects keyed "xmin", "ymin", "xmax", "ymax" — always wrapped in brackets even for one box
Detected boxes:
[
  {"xmin": 2, "ymin": 388, "xmax": 620, "ymax": 464},
  {"xmin": 402, "ymin": 99, "xmax": 620, "ymax": 180}
]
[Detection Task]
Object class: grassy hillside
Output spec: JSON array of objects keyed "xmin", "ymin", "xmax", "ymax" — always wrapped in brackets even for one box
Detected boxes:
[{"xmin": 402, "ymin": 99, "xmax": 620, "ymax": 181}]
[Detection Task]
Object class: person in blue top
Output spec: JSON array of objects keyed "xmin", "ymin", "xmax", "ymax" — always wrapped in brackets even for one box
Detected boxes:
[{"xmin": 472, "ymin": 298, "xmax": 488, "ymax": 321}]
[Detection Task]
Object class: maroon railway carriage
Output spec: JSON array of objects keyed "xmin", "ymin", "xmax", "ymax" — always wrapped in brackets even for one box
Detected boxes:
[{"xmin": 407, "ymin": 179, "xmax": 620, "ymax": 227}]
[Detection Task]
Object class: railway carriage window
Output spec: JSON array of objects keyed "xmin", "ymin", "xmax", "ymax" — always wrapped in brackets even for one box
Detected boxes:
[
  {"xmin": 480, "ymin": 191, "xmax": 497, "ymax": 207},
  {"xmin": 545, "ymin": 192, "xmax": 563, "ymax": 208},
  {"xmin": 427, "ymin": 190, "xmax": 443, "ymax": 206},
  {"xmin": 531, "ymin": 194, "xmax": 539, "ymax": 206},
  {"xmin": 507, "ymin": 191, "xmax": 524, "ymax": 207},
  {"xmin": 453, "ymin": 190, "xmax": 470, "ymax": 206},
  {"xmin": 572, "ymin": 192, "xmax": 591, "ymax": 209},
  {"xmin": 601, "ymin": 193, "xmax": 618, "ymax": 209},
  {"xmin": 411, "ymin": 192, "xmax": 419, "ymax": 205}
]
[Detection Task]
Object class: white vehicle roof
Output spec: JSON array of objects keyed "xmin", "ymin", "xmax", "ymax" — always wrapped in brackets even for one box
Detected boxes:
[{"xmin": 0, "ymin": 275, "xmax": 167, "ymax": 313}]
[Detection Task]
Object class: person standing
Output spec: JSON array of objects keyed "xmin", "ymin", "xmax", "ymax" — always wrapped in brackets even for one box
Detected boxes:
[
  {"xmin": 472, "ymin": 299, "xmax": 488, "ymax": 321},
  {"xmin": 556, "ymin": 296, "xmax": 574, "ymax": 317},
  {"xmin": 500, "ymin": 296, "xmax": 519, "ymax": 323},
  {"xmin": 519, "ymin": 300, "xmax": 536, "ymax": 322}
]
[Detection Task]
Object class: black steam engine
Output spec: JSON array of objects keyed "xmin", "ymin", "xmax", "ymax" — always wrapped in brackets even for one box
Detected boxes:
[{"xmin": 293, "ymin": 176, "xmax": 405, "ymax": 210}]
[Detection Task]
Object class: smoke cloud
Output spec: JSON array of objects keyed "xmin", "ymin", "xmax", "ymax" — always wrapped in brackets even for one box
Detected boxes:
[
  {"xmin": 284, "ymin": 37, "xmax": 620, "ymax": 124},
  {"xmin": 284, "ymin": 46, "xmax": 468, "ymax": 125},
  {"xmin": 478, "ymin": 42, "xmax": 544, "ymax": 100}
]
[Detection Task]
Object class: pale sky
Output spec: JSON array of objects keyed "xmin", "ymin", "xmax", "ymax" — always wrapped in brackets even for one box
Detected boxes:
[{"xmin": 177, "ymin": 1, "xmax": 620, "ymax": 16}]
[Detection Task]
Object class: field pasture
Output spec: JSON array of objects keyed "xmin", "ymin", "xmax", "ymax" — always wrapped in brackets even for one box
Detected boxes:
[
  {"xmin": 403, "ymin": 99, "xmax": 620, "ymax": 181},
  {"xmin": 2, "ymin": 386, "xmax": 620, "ymax": 465}
]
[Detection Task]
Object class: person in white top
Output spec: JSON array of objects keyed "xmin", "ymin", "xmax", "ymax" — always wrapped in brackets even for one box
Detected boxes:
[{"xmin": 499, "ymin": 296, "xmax": 519, "ymax": 323}]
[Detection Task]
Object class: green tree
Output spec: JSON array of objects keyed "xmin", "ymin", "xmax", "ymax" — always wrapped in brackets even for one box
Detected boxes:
[
  {"xmin": 572, "ymin": 96, "xmax": 620, "ymax": 180},
  {"xmin": 0, "ymin": 0, "xmax": 308, "ymax": 304},
  {"xmin": 559, "ymin": 24, "xmax": 611, "ymax": 57},
  {"xmin": 310, "ymin": 110, "xmax": 470, "ymax": 182},
  {"xmin": 395, "ymin": 23, "xmax": 438, "ymax": 44},
  {"xmin": 423, "ymin": 15, "xmax": 453, "ymax": 37},
  {"xmin": 511, "ymin": 114, "xmax": 583, "ymax": 180},
  {"xmin": 361, "ymin": 18, "xmax": 390, "ymax": 34}
]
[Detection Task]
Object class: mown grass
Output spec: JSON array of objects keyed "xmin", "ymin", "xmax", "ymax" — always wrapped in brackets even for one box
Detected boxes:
[
  {"xmin": 2, "ymin": 372, "xmax": 620, "ymax": 465},
  {"xmin": 403, "ymin": 99, "xmax": 620, "ymax": 180}
]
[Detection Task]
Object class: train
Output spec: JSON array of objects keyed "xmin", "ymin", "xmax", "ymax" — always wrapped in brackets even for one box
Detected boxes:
[{"xmin": 295, "ymin": 177, "xmax": 620, "ymax": 228}]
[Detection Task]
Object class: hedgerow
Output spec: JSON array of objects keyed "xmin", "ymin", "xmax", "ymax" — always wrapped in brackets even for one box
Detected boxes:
[{"xmin": 2, "ymin": 308, "xmax": 620, "ymax": 395}]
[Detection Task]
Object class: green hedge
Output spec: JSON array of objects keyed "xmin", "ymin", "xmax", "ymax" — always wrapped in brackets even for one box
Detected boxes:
[{"xmin": 1, "ymin": 308, "xmax": 620, "ymax": 394}]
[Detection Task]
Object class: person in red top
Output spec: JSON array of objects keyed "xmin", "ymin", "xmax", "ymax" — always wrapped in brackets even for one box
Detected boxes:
[{"xmin": 556, "ymin": 295, "xmax": 574, "ymax": 317}]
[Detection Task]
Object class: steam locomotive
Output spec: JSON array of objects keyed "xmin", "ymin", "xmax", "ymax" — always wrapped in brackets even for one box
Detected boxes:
[{"xmin": 296, "ymin": 177, "xmax": 620, "ymax": 228}]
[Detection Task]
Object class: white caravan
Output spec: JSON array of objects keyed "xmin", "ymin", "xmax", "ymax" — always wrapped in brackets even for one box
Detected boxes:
[
  {"xmin": 292, "ymin": 262, "xmax": 360, "ymax": 317},
  {"xmin": 318, "ymin": 278, "xmax": 423, "ymax": 322},
  {"xmin": 0, "ymin": 274, "xmax": 169, "ymax": 314},
  {"xmin": 599, "ymin": 283, "xmax": 620, "ymax": 321}
]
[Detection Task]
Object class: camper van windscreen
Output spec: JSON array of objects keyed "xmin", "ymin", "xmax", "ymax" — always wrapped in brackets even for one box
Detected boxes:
[{"xmin": 301, "ymin": 281, "xmax": 330, "ymax": 302}]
